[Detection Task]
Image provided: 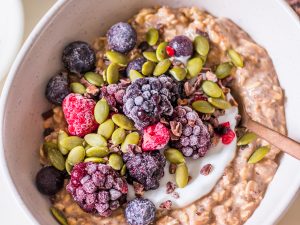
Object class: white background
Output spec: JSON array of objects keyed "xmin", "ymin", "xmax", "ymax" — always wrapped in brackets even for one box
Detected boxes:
[{"xmin": 0, "ymin": 0, "xmax": 299, "ymax": 224}]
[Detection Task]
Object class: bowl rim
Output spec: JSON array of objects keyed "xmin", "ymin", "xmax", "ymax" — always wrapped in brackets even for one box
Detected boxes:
[{"xmin": 0, "ymin": 0, "xmax": 299, "ymax": 224}]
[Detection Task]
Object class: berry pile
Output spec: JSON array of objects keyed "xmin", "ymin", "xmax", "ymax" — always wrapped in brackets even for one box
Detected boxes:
[
  {"xmin": 66, "ymin": 163, "xmax": 128, "ymax": 216},
  {"xmin": 123, "ymin": 76, "xmax": 178, "ymax": 129},
  {"xmin": 37, "ymin": 17, "xmax": 242, "ymax": 224}
]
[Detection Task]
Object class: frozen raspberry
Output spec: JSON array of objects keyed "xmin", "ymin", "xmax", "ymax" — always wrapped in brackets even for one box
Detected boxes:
[
  {"xmin": 62, "ymin": 93, "xmax": 98, "ymax": 137},
  {"xmin": 36, "ymin": 166, "xmax": 64, "ymax": 196},
  {"xmin": 45, "ymin": 72, "xmax": 70, "ymax": 105},
  {"xmin": 169, "ymin": 35, "xmax": 193, "ymax": 57},
  {"xmin": 170, "ymin": 106, "xmax": 211, "ymax": 159},
  {"xmin": 107, "ymin": 22, "xmax": 137, "ymax": 53},
  {"xmin": 125, "ymin": 198, "xmax": 156, "ymax": 225},
  {"xmin": 66, "ymin": 163, "xmax": 128, "ymax": 217},
  {"xmin": 123, "ymin": 76, "xmax": 179, "ymax": 129},
  {"xmin": 142, "ymin": 123, "xmax": 170, "ymax": 151},
  {"xmin": 62, "ymin": 41, "xmax": 96, "ymax": 74},
  {"xmin": 126, "ymin": 57, "xmax": 146, "ymax": 77},
  {"xmin": 123, "ymin": 150, "xmax": 166, "ymax": 190}
]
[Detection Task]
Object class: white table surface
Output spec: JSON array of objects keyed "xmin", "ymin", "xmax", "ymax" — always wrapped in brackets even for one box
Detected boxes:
[{"xmin": 0, "ymin": 0, "xmax": 299, "ymax": 224}]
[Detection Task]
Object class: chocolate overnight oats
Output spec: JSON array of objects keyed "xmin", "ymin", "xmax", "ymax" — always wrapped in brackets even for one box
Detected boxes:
[{"xmin": 35, "ymin": 6, "xmax": 286, "ymax": 225}]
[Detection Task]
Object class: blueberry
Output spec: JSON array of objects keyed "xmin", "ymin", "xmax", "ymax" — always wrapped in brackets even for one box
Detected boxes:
[
  {"xmin": 125, "ymin": 198, "xmax": 156, "ymax": 225},
  {"xmin": 169, "ymin": 35, "xmax": 193, "ymax": 57},
  {"xmin": 36, "ymin": 166, "xmax": 64, "ymax": 195},
  {"xmin": 45, "ymin": 73, "xmax": 70, "ymax": 105},
  {"xmin": 126, "ymin": 57, "xmax": 146, "ymax": 77},
  {"xmin": 62, "ymin": 41, "xmax": 96, "ymax": 74},
  {"xmin": 107, "ymin": 22, "xmax": 137, "ymax": 53}
]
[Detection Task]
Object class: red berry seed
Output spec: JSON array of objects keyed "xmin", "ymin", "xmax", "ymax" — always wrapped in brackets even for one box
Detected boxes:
[
  {"xmin": 142, "ymin": 123, "xmax": 170, "ymax": 151},
  {"xmin": 221, "ymin": 121, "xmax": 230, "ymax": 128},
  {"xmin": 222, "ymin": 129, "xmax": 235, "ymax": 144},
  {"xmin": 166, "ymin": 46, "xmax": 175, "ymax": 57}
]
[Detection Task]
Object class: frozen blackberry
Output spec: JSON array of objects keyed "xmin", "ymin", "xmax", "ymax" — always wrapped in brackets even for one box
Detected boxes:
[
  {"xmin": 36, "ymin": 166, "xmax": 64, "ymax": 196},
  {"xmin": 45, "ymin": 72, "xmax": 70, "ymax": 105},
  {"xmin": 66, "ymin": 163, "xmax": 128, "ymax": 217},
  {"xmin": 107, "ymin": 22, "xmax": 137, "ymax": 53},
  {"xmin": 125, "ymin": 198, "xmax": 156, "ymax": 225},
  {"xmin": 126, "ymin": 57, "xmax": 146, "ymax": 77},
  {"xmin": 170, "ymin": 106, "xmax": 211, "ymax": 159},
  {"xmin": 169, "ymin": 35, "xmax": 193, "ymax": 57},
  {"xmin": 123, "ymin": 76, "xmax": 178, "ymax": 129},
  {"xmin": 123, "ymin": 150, "xmax": 166, "ymax": 190},
  {"xmin": 62, "ymin": 41, "xmax": 96, "ymax": 74}
]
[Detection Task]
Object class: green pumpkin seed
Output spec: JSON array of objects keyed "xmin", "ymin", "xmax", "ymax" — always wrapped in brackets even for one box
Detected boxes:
[
  {"xmin": 202, "ymin": 81, "xmax": 222, "ymax": 98},
  {"xmin": 67, "ymin": 146, "xmax": 85, "ymax": 165},
  {"xmin": 109, "ymin": 153, "xmax": 124, "ymax": 170},
  {"xmin": 176, "ymin": 163, "xmax": 189, "ymax": 188},
  {"xmin": 45, "ymin": 142, "xmax": 65, "ymax": 171},
  {"xmin": 86, "ymin": 146, "xmax": 109, "ymax": 157},
  {"xmin": 107, "ymin": 63, "xmax": 120, "ymax": 84},
  {"xmin": 94, "ymin": 99, "xmax": 109, "ymax": 124},
  {"xmin": 192, "ymin": 100, "xmax": 215, "ymax": 114},
  {"xmin": 120, "ymin": 164, "xmax": 126, "ymax": 176},
  {"xmin": 194, "ymin": 35, "xmax": 210, "ymax": 56},
  {"xmin": 103, "ymin": 69, "xmax": 107, "ymax": 82},
  {"xmin": 70, "ymin": 82, "xmax": 86, "ymax": 94},
  {"xmin": 153, "ymin": 59, "xmax": 171, "ymax": 76},
  {"xmin": 156, "ymin": 42, "xmax": 169, "ymax": 61},
  {"xmin": 84, "ymin": 72, "xmax": 104, "ymax": 87},
  {"xmin": 129, "ymin": 70, "xmax": 143, "ymax": 82},
  {"xmin": 169, "ymin": 67, "xmax": 187, "ymax": 81},
  {"xmin": 146, "ymin": 28, "xmax": 159, "ymax": 46},
  {"xmin": 97, "ymin": 119, "xmax": 115, "ymax": 139},
  {"xmin": 248, "ymin": 146, "xmax": 270, "ymax": 164},
  {"xmin": 111, "ymin": 128, "xmax": 126, "ymax": 145},
  {"xmin": 208, "ymin": 97, "xmax": 231, "ymax": 109},
  {"xmin": 228, "ymin": 49, "xmax": 244, "ymax": 67},
  {"xmin": 84, "ymin": 133, "xmax": 107, "ymax": 147},
  {"xmin": 187, "ymin": 57, "xmax": 203, "ymax": 78},
  {"xmin": 215, "ymin": 62, "xmax": 233, "ymax": 79},
  {"xmin": 84, "ymin": 157, "xmax": 105, "ymax": 163},
  {"xmin": 50, "ymin": 207, "xmax": 68, "ymax": 225},
  {"xmin": 58, "ymin": 130, "xmax": 69, "ymax": 155},
  {"xmin": 112, "ymin": 114, "xmax": 135, "ymax": 130},
  {"xmin": 85, "ymin": 144, "xmax": 92, "ymax": 150},
  {"xmin": 121, "ymin": 132, "xmax": 140, "ymax": 152},
  {"xmin": 106, "ymin": 51, "xmax": 128, "ymax": 66},
  {"xmin": 60, "ymin": 136, "xmax": 83, "ymax": 151},
  {"xmin": 143, "ymin": 51, "xmax": 159, "ymax": 62},
  {"xmin": 237, "ymin": 132, "xmax": 257, "ymax": 146},
  {"xmin": 164, "ymin": 148, "xmax": 185, "ymax": 164},
  {"xmin": 65, "ymin": 161, "xmax": 73, "ymax": 175},
  {"xmin": 142, "ymin": 61, "xmax": 156, "ymax": 76}
]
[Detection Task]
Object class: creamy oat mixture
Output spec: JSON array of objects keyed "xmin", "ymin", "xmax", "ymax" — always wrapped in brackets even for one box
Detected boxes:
[{"xmin": 40, "ymin": 6, "xmax": 285, "ymax": 225}]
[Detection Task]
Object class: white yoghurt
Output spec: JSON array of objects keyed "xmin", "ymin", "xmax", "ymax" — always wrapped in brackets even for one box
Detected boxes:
[{"xmin": 128, "ymin": 103, "xmax": 238, "ymax": 208}]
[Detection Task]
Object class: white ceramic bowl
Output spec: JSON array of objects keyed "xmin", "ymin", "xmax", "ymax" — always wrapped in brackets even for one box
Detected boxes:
[
  {"xmin": 0, "ymin": 0, "xmax": 24, "ymax": 81},
  {"xmin": 1, "ymin": 0, "xmax": 299, "ymax": 224}
]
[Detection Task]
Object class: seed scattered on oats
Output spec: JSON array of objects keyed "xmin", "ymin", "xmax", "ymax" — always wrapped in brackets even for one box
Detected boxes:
[
  {"xmin": 237, "ymin": 132, "xmax": 257, "ymax": 146},
  {"xmin": 146, "ymin": 28, "xmax": 159, "ymax": 46},
  {"xmin": 50, "ymin": 207, "xmax": 68, "ymax": 225},
  {"xmin": 228, "ymin": 49, "xmax": 244, "ymax": 68},
  {"xmin": 248, "ymin": 146, "xmax": 270, "ymax": 163}
]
